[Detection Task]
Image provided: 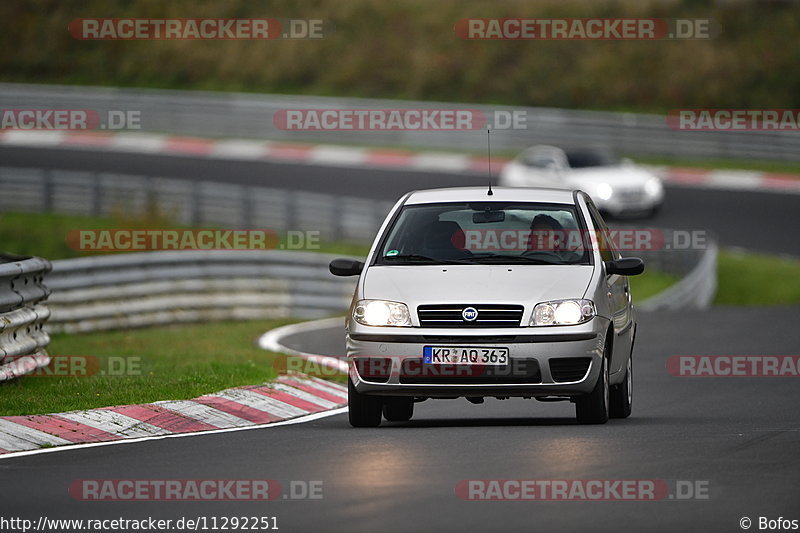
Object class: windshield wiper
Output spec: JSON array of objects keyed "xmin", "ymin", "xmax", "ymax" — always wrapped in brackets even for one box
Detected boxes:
[
  {"xmin": 468, "ymin": 255, "xmax": 563, "ymax": 265},
  {"xmin": 382, "ymin": 254, "xmax": 471, "ymax": 265}
]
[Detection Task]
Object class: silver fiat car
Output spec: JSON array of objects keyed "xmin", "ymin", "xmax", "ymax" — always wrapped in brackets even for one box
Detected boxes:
[{"xmin": 330, "ymin": 187, "xmax": 643, "ymax": 427}]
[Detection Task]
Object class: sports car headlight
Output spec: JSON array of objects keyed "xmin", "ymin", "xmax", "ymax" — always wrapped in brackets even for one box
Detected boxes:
[
  {"xmin": 530, "ymin": 299, "xmax": 596, "ymax": 326},
  {"xmin": 644, "ymin": 177, "xmax": 663, "ymax": 196},
  {"xmin": 596, "ymin": 183, "xmax": 613, "ymax": 201},
  {"xmin": 353, "ymin": 300, "xmax": 411, "ymax": 327}
]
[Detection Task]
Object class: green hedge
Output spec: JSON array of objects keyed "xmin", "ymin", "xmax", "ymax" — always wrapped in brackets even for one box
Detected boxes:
[{"xmin": 2, "ymin": 0, "xmax": 798, "ymax": 112}]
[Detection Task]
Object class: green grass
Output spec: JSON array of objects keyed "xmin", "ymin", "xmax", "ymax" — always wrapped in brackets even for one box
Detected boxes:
[
  {"xmin": 630, "ymin": 269, "xmax": 680, "ymax": 302},
  {"xmin": 715, "ymin": 250, "xmax": 800, "ymax": 305},
  {"xmin": 0, "ymin": 320, "xmax": 295, "ymax": 416},
  {"xmin": 0, "ymin": 211, "xmax": 168, "ymax": 260},
  {"xmin": 0, "ymin": 211, "xmax": 373, "ymax": 260}
]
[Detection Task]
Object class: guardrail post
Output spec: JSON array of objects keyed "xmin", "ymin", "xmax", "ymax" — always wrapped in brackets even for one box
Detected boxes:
[
  {"xmin": 286, "ymin": 190, "xmax": 298, "ymax": 233},
  {"xmin": 191, "ymin": 181, "xmax": 202, "ymax": 226},
  {"xmin": 242, "ymin": 185, "xmax": 254, "ymax": 228},
  {"xmin": 91, "ymin": 173, "xmax": 103, "ymax": 217},
  {"xmin": 41, "ymin": 169, "xmax": 53, "ymax": 213}
]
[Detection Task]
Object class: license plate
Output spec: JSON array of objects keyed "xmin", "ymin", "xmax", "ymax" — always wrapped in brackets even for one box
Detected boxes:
[{"xmin": 423, "ymin": 346, "xmax": 509, "ymax": 365}]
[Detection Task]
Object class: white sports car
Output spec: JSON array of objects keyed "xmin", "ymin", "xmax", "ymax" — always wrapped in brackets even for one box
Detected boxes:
[{"xmin": 499, "ymin": 146, "xmax": 664, "ymax": 217}]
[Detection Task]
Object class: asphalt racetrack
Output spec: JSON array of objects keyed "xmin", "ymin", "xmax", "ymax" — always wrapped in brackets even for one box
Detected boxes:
[
  {"xmin": 1, "ymin": 307, "xmax": 799, "ymax": 532},
  {"xmin": 1, "ymin": 146, "xmax": 799, "ymax": 532}
]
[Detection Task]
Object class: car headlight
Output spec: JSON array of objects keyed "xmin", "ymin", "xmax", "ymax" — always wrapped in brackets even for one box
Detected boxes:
[
  {"xmin": 596, "ymin": 183, "xmax": 613, "ymax": 201},
  {"xmin": 353, "ymin": 300, "xmax": 412, "ymax": 327},
  {"xmin": 644, "ymin": 177, "xmax": 663, "ymax": 196},
  {"xmin": 530, "ymin": 299, "xmax": 596, "ymax": 326}
]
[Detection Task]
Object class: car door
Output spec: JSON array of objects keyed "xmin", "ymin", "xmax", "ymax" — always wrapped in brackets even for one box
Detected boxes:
[{"xmin": 586, "ymin": 201, "xmax": 632, "ymax": 376}]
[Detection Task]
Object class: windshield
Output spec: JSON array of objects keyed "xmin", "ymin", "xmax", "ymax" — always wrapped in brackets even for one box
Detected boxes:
[
  {"xmin": 376, "ymin": 202, "xmax": 591, "ymax": 266},
  {"xmin": 565, "ymin": 150, "xmax": 620, "ymax": 168}
]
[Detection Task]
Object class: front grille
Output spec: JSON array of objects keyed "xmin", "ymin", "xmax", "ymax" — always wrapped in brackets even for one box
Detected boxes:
[
  {"xmin": 617, "ymin": 189, "xmax": 645, "ymax": 203},
  {"xmin": 549, "ymin": 357, "xmax": 592, "ymax": 382},
  {"xmin": 399, "ymin": 358, "xmax": 541, "ymax": 384},
  {"xmin": 418, "ymin": 304, "xmax": 524, "ymax": 328},
  {"xmin": 421, "ymin": 335, "xmax": 517, "ymax": 343}
]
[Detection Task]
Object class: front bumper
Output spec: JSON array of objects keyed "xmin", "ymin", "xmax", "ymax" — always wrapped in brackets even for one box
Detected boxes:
[
  {"xmin": 347, "ymin": 317, "xmax": 609, "ymax": 398},
  {"xmin": 597, "ymin": 192, "xmax": 663, "ymax": 216}
]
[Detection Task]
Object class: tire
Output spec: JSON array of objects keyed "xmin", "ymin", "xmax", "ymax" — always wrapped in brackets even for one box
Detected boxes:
[
  {"xmin": 382, "ymin": 398, "xmax": 414, "ymax": 422},
  {"xmin": 348, "ymin": 377, "xmax": 382, "ymax": 427},
  {"xmin": 575, "ymin": 354, "xmax": 610, "ymax": 425},
  {"xmin": 610, "ymin": 354, "xmax": 633, "ymax": 419},
  {"xmin": 646, "ymin": 203, "xmax": 662, "ymax": 218}
]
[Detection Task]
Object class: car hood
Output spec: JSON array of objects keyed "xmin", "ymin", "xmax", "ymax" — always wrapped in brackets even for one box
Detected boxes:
[
  {"xmin": 565, "ymin": 165, "xmax": 657, "ymax": 189},
  {"xmin": 362, "ymin": 264, "xmax": 595, "ymax": 307}
]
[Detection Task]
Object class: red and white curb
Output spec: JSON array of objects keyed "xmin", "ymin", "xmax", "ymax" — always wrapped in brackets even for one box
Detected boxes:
[
  {"xmin": 0, "ymin": 372, "xmax": 346, "ymax": 458},
  {"xmin": 651, "ymin": 166, "xmax": 800, "ymax": 194},
  {"xmin": 0, "ymin": 130, "xmax": 495, "ymax": 174},
  {"xmin": 2, "ymin": 129, "xmax": 799, "ymax": 194}
]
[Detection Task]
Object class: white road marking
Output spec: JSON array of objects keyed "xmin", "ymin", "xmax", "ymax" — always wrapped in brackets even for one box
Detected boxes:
[
  {"xmin": 411, "ymin": 152, "xmax": 471, "ymax": 171},
  {"xmin": 108, "ymin": 133, "xmax": 166, "ymax": 152},
  {"xmin": 211, "ymin": 139, "xmax": 269, "ymax": 160},
  {"xmin": 0, "ymin": 130, "xmax": 66, "ymax": 146},
  {"xmin": 308, "ymin": 146, "xmax": 368, "ymax": 166}
]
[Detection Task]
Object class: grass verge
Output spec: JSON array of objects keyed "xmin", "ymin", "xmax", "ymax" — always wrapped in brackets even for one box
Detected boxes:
[
  {"xmin": 0, "ymin": 211, "xmax": 371, "ymax": 260},
  {"xmin": 631, "ymin": 270, "xmax": 680, "ymax": 302},
  {"xmin": 0, "ymin": 320, "xmax": 293, "ymax": 416},
  {"xmin": 715, "ymin": 250, "xmax": 800, "ymax": 305}
]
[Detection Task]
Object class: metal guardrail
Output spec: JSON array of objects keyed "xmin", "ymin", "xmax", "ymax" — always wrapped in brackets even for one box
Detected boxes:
[
  {"xmin": 44, "ymin": 241, "xmax": 716, "ymax": 336},
  {"xmin": 47, "ymin": 251, "xmax": 357, "ymax": 333},
  {"xmin": 0, "ymin": 167, "xmax": 393, "ymax": 244},
  {"xmin": 0, "ymin": 254, "xmax": 52, "ymax": 381},
  {"xmin": 638, "ymin": 240, "xmax": 718, "ymax": 311},
  {"xmin": 1, "ymin": 83, "xmax": 798, "ymax": 161}
]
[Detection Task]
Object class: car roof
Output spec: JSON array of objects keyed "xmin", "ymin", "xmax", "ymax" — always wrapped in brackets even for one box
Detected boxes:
[{"xmin": 403, "ymin": 187, "xmax": 579, "ymax": 205}]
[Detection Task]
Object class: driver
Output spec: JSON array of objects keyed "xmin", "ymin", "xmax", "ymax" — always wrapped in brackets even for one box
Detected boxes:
[{"xmin": 527, "ymin": 214, "xmax": 565, "ymax": 252}]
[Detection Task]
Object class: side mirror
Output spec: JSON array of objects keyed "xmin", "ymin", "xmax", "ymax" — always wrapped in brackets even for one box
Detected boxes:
[
  {"xmin": 329, "ymin": 258, "xmax": 364, "ymax": 277},
  {"xmin": 605, "ymin": 257, "xmax": 644, "ymax": 276}
]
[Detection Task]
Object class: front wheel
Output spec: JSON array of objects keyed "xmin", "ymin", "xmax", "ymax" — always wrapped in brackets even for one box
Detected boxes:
[
  {"xmin": 610, "ymin": 355, "xmax": 633, "ymax": 418},
  {"xmin": 575, "ymin": 356, "xmax": 610, "ymax": 425},
  {"xmin": 382, "ymin": 398, "xmax": 414, "ymax": 422},
  {"xmin": 348, "ymin": 377, "xmax": 382, "ymax": 427}
]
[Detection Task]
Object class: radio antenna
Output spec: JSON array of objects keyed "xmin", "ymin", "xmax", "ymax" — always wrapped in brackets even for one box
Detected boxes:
[{"xmin": 486, "ymin": 128, "xmax": 493, "ymax": 196}]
